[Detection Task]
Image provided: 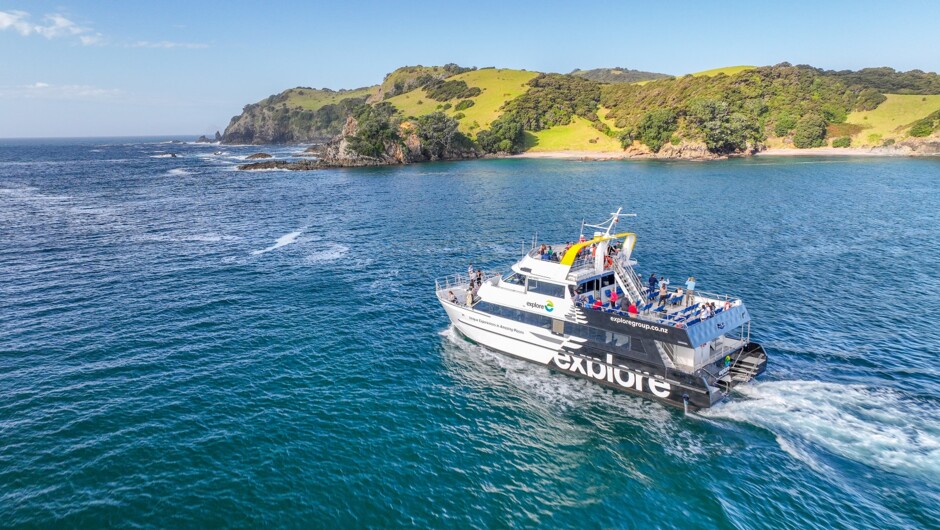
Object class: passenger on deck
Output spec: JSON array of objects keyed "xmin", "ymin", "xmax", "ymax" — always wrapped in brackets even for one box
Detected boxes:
[
  {"xmin": 466, "ymin": 290, "xmax": 473, "ymax": 306},
  {"xmin": 476, "ymin": 270, "xmax": 483, "ymax": 286},
  {"xmin": 592, "ymin": 298, "xmax": 603, "ymax": 310},
  {"xmin": 575, "ymin": 292, "xmax": 585, "ymax": 307},
  {"xmin": 448, "ymin": 291, "xmax": 458, "ymax": 304},
  {"xmin": 685, "ymin": 276, "xmax": 696, "ymax": 305},
  {"xmin": 468, "ymin": 263, "xmax": 474, "ymax": 278},
  {"xmin": 658, "ymin": 282, "xmax": 669, "ymax": 306},
  {"xmin": 538, "ymin": 244, "xmax": 547, "ymax": 258},
  {"xmin": 648, "ymin": 273, "xmax": 658, "ymax": 291},
  {"xmin": 627, "ymin": 301, "xmax": 639, "ymax": 317},
  {"xmin": 609, "ymin": 289, "xmax": 619, "ymax": 308},
  {"xmin": 674, "ymin": 287, "xmax": 684, "ymax": 305},
  {"xmin": 660, "ymin": 275, "xmax": 670, "ymax": 288}
]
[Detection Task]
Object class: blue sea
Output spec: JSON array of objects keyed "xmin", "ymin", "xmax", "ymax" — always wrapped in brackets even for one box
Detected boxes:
[{"xmin": 1, "ymin": 138, "xmax": 938, "ymax": 529}]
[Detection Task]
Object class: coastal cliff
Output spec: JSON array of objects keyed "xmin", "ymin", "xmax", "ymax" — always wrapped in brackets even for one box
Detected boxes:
[{"xmin": 239, "ymin": 113, "xmax": 479, "ymax": 170}]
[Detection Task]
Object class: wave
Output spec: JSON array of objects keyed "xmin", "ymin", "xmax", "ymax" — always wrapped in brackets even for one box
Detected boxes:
[
  {"xmin": 304, "ymin": 243, "xmax": 349, "ymax": 264},
  {"xmin": 149, "ymin": 154, "xmax": 179, "ymax": 159},
  {"xmin": 251, "ymin": 229, "xmax": 304, "ymax": 255},
  {"xmin": 703, "ymin": 380, "xmax": 940, "ymax": 480},
  {"xmin": 166, "ymin": 168, "xmax": 191, "ymax": 176}
]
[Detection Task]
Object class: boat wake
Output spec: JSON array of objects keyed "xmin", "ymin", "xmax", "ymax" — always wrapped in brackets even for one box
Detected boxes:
[
  {"xmin": 702, "ymin": 380, "xmax": 940, "ymax": 480},
  {"xmin": 251, "ymin": 228, "xmax": 304, "ymax": 255}
]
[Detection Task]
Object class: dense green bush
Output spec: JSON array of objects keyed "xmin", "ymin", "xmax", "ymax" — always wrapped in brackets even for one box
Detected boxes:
[
  {"xmin": 618, "ymin": 129, "xmax": 635, "ymax": 148},
  {"xmin": 476, "ymin": 116, "xmax": 525, "ymax": 153},
  {"xmin": 854, "ymin": 88, "xmax": 887, "ymax": 111},
  {"xmin": 415, "ymin": 112, "xmax": 468, "ymax": 159},
  {"xmin": 831, "ymin": 136, "xmax": 852, "ymax": 147},
  {"xmin": 426, "ymin": 80, "xmax": 482, "ymax": 101},
  {"xmin": 909, "ymin": 110, "xmax": 940, "ymax": 137},
  {"xmin": 774, "ymin": 112, "xmax": 798, "ymax": 136},
  {"xmin": 635, "ymin": 109, "xmax": 677, "ymax": 152},
  {"xmin": 792, "ymin": 113, "xmax": 828, "ymax": 148},
  {"xmin": 498, "ymin": 73, "xmax": 603, "ymax": 131},
  {"xmin": 910, "ymin": 120, "xmax": 934, "ymax": 137},
  {"xmin": 455, "ymin": 99, "xmax": 475, "ymax": 111},
  {"xmin": 687, "ymin": 99, "xmax": 762, "ymax": 153},
  {"xmin": 347, "ymin": 102, "xmax": 400, "ymax": 157}
]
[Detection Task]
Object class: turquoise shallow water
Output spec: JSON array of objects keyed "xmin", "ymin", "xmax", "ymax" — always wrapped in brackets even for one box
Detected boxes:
[{"xmin": 1, "ymin": 139, "xmax": 938, "ymax": 528}]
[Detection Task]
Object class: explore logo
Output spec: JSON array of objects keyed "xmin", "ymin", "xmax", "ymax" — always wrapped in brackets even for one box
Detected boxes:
[
  {"xmin": 526, "ymin": 300, "xmax": 555, "ymax": 313},
  {"xmin": 553, "ymin": 352, "xmax": 672, "ymax": 398}
]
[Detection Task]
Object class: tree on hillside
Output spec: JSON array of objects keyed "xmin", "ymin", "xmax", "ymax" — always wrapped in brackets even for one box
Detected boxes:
[
  {"xmin": 347, "ymin": 102, "xmax": 400, "ymax": 157},
  {"xmin": 415, "ymin": 112, "xmax": 467, "ymax": 159},
  {"xmin": 476, "ymin": 116, "xmax": 525, "ymax": 154},
  {"xmin": 687, "ymin": 99, "xmax": 761, "ymax": 153},
  {"xmin": 635, "ymin": 109, "xmax": 677, "ymax": 152},
  {"xmin": 792, "ymin": 113, "xmax": 827, "ymax": 148}
]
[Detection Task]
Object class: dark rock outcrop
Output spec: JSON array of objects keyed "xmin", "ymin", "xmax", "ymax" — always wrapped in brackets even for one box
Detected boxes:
[
  {"xmin": 246, "ymin": 152, "xmax": 273, "ymax": 160},
  {"xmin": 238, "ymin": 160, "xmax": 321, "ymax": 171}
]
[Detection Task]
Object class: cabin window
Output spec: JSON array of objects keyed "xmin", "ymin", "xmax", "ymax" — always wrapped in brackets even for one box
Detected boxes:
[
  {"xmin": 502, "ymin": 273, "xmax": 526, "ymax": 286},
  {"xmin": 601, "ymin": 274, "xmax": 615, "ymax": 288},
  {"xmin": 577, "ymin": 279, "xmax": 599, "ymax": 294},
  {"xmin": 474, "ymin": 301, "xmax": 552, "ymax": 330},
  {"xmin": 528, "ymin": 279, "xmax": 566, "ymax": 298}
]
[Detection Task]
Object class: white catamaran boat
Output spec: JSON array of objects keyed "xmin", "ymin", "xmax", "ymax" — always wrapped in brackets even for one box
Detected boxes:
[{"xmin": 435, "ymin": 209, "xmax": 767, "ymax": 410}]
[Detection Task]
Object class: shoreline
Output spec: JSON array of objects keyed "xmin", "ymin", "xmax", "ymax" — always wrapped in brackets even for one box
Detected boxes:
[{"xmin": 508, "ymin": 146, "xmax": 937, "ymax": 160}]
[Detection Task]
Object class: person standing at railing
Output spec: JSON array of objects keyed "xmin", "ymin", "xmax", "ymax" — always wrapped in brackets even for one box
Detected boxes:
[
  {"xmin": 468, "ymin": 263, "xmax": 474, "ymax": 279},
  {"xmin": 448, "ymin": 291, "xmax": 458, "ymax": 304},
  {"xmin": 466, "ymin": 289, "xmax": 473, "ymax": 307},
  {"xmin": 685, "ymin": 276, "xmax": 696, "ymax": 306}
]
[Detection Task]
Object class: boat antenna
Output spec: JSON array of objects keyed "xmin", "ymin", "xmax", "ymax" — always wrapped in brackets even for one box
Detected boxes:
[{"xmin": 583, "ymin": 207, "xmax": 635, "ymax": 237}]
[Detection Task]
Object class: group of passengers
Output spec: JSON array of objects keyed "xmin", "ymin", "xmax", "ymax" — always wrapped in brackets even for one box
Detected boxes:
[
  {"xmin": 538, "ymin": 240, "xmax": 623, "ymax": 264},
  {"xmin": 648, "ymin": 273, "xmax": 697, "ymax": 306}
]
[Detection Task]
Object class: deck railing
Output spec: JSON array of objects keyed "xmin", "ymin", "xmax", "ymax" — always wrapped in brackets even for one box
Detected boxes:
[{"xmin": 434, "ymin": 271, "xmax": 502, "ymax": 299}]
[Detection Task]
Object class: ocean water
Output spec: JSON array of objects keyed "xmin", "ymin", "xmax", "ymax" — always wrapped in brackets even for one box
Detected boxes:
[{"xmin": 1, "ymin": 138, "xmax": 938, "ymax": 529}]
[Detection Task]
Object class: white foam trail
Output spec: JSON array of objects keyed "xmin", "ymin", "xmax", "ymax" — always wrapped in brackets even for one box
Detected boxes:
[
  {"xmin": 251, "ymin": 229, "xmax": 304, "ymax": 255},
  {"xmin": 304, "ymin": 243, "xmax": 349, "ymax": 264},
  {"xmin": 166, "ymin": 168, "xmax": 191, "ymax": 176},
  {"xmin": 704, "ymin": 380, "xmax": 940, "ymax": 479},
  {"xmin": 149, "ymin": 154, "xmax": 178, "ymax": 158}
]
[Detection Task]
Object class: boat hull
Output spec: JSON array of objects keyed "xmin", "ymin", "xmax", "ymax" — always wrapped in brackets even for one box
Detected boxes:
[{"xmin": 441, "ymin": 300, "xmax": 728, "ymax": 410}]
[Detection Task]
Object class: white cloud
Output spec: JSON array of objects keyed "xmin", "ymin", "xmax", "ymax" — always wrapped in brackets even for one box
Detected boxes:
[
  {"xmin": 0, "ymin": 82, "xmax": 122, "ymax": 100},
  {"xmin": 0, "ymin": 10, "xmax": 100, "ymax": 44},
  {"xmin": 130, "ymin": 40, "xmax": 208, "ymax": 49}
]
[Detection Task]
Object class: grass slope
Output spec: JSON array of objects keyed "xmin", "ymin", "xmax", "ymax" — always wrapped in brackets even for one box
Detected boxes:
[
  {"xmin": 690, "ymin": 65, "xmax": 755, "ymax": 77},
  {"xmin": 277, "ymin": 87, "xmax": 374, "ymax": 111},
  {"xmin": 524, "ymin": 116, "xmax": 622, "ymax": 152},
  {"xmin": 846, "ymin": 94, "xmax": 940, "ymax": 145},
  {"xmin": 386, "ymin": 68, "xmax": 538, "ymax": 135}
]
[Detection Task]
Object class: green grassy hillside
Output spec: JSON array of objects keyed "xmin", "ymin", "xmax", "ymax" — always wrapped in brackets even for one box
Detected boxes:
[
  {"xmin": 274, "ymin": 86, "xmax": 374, "ymax": 111},
  {"xmin": 845, "ymin": 94, "xmax": 940, "ymax": 145},
  {"xmin": 368, "ymin": 65, "xmax": 457, "ymax": 102},
  {"xmin": 524, "ymin": 116, "xmax": 622, "ymax": 152},
  {"xmin": 387, "ymin": 68, "xmax": 538, "ymax": 135},
  {"xmin": 690, "ymin": 65, "xmax": 755, "ymax": 77}
]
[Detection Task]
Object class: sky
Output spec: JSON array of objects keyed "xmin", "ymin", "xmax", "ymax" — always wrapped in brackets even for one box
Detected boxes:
[{"xmin": 2, "ymin": 0, "xmax": 939, "ymax": 138}]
